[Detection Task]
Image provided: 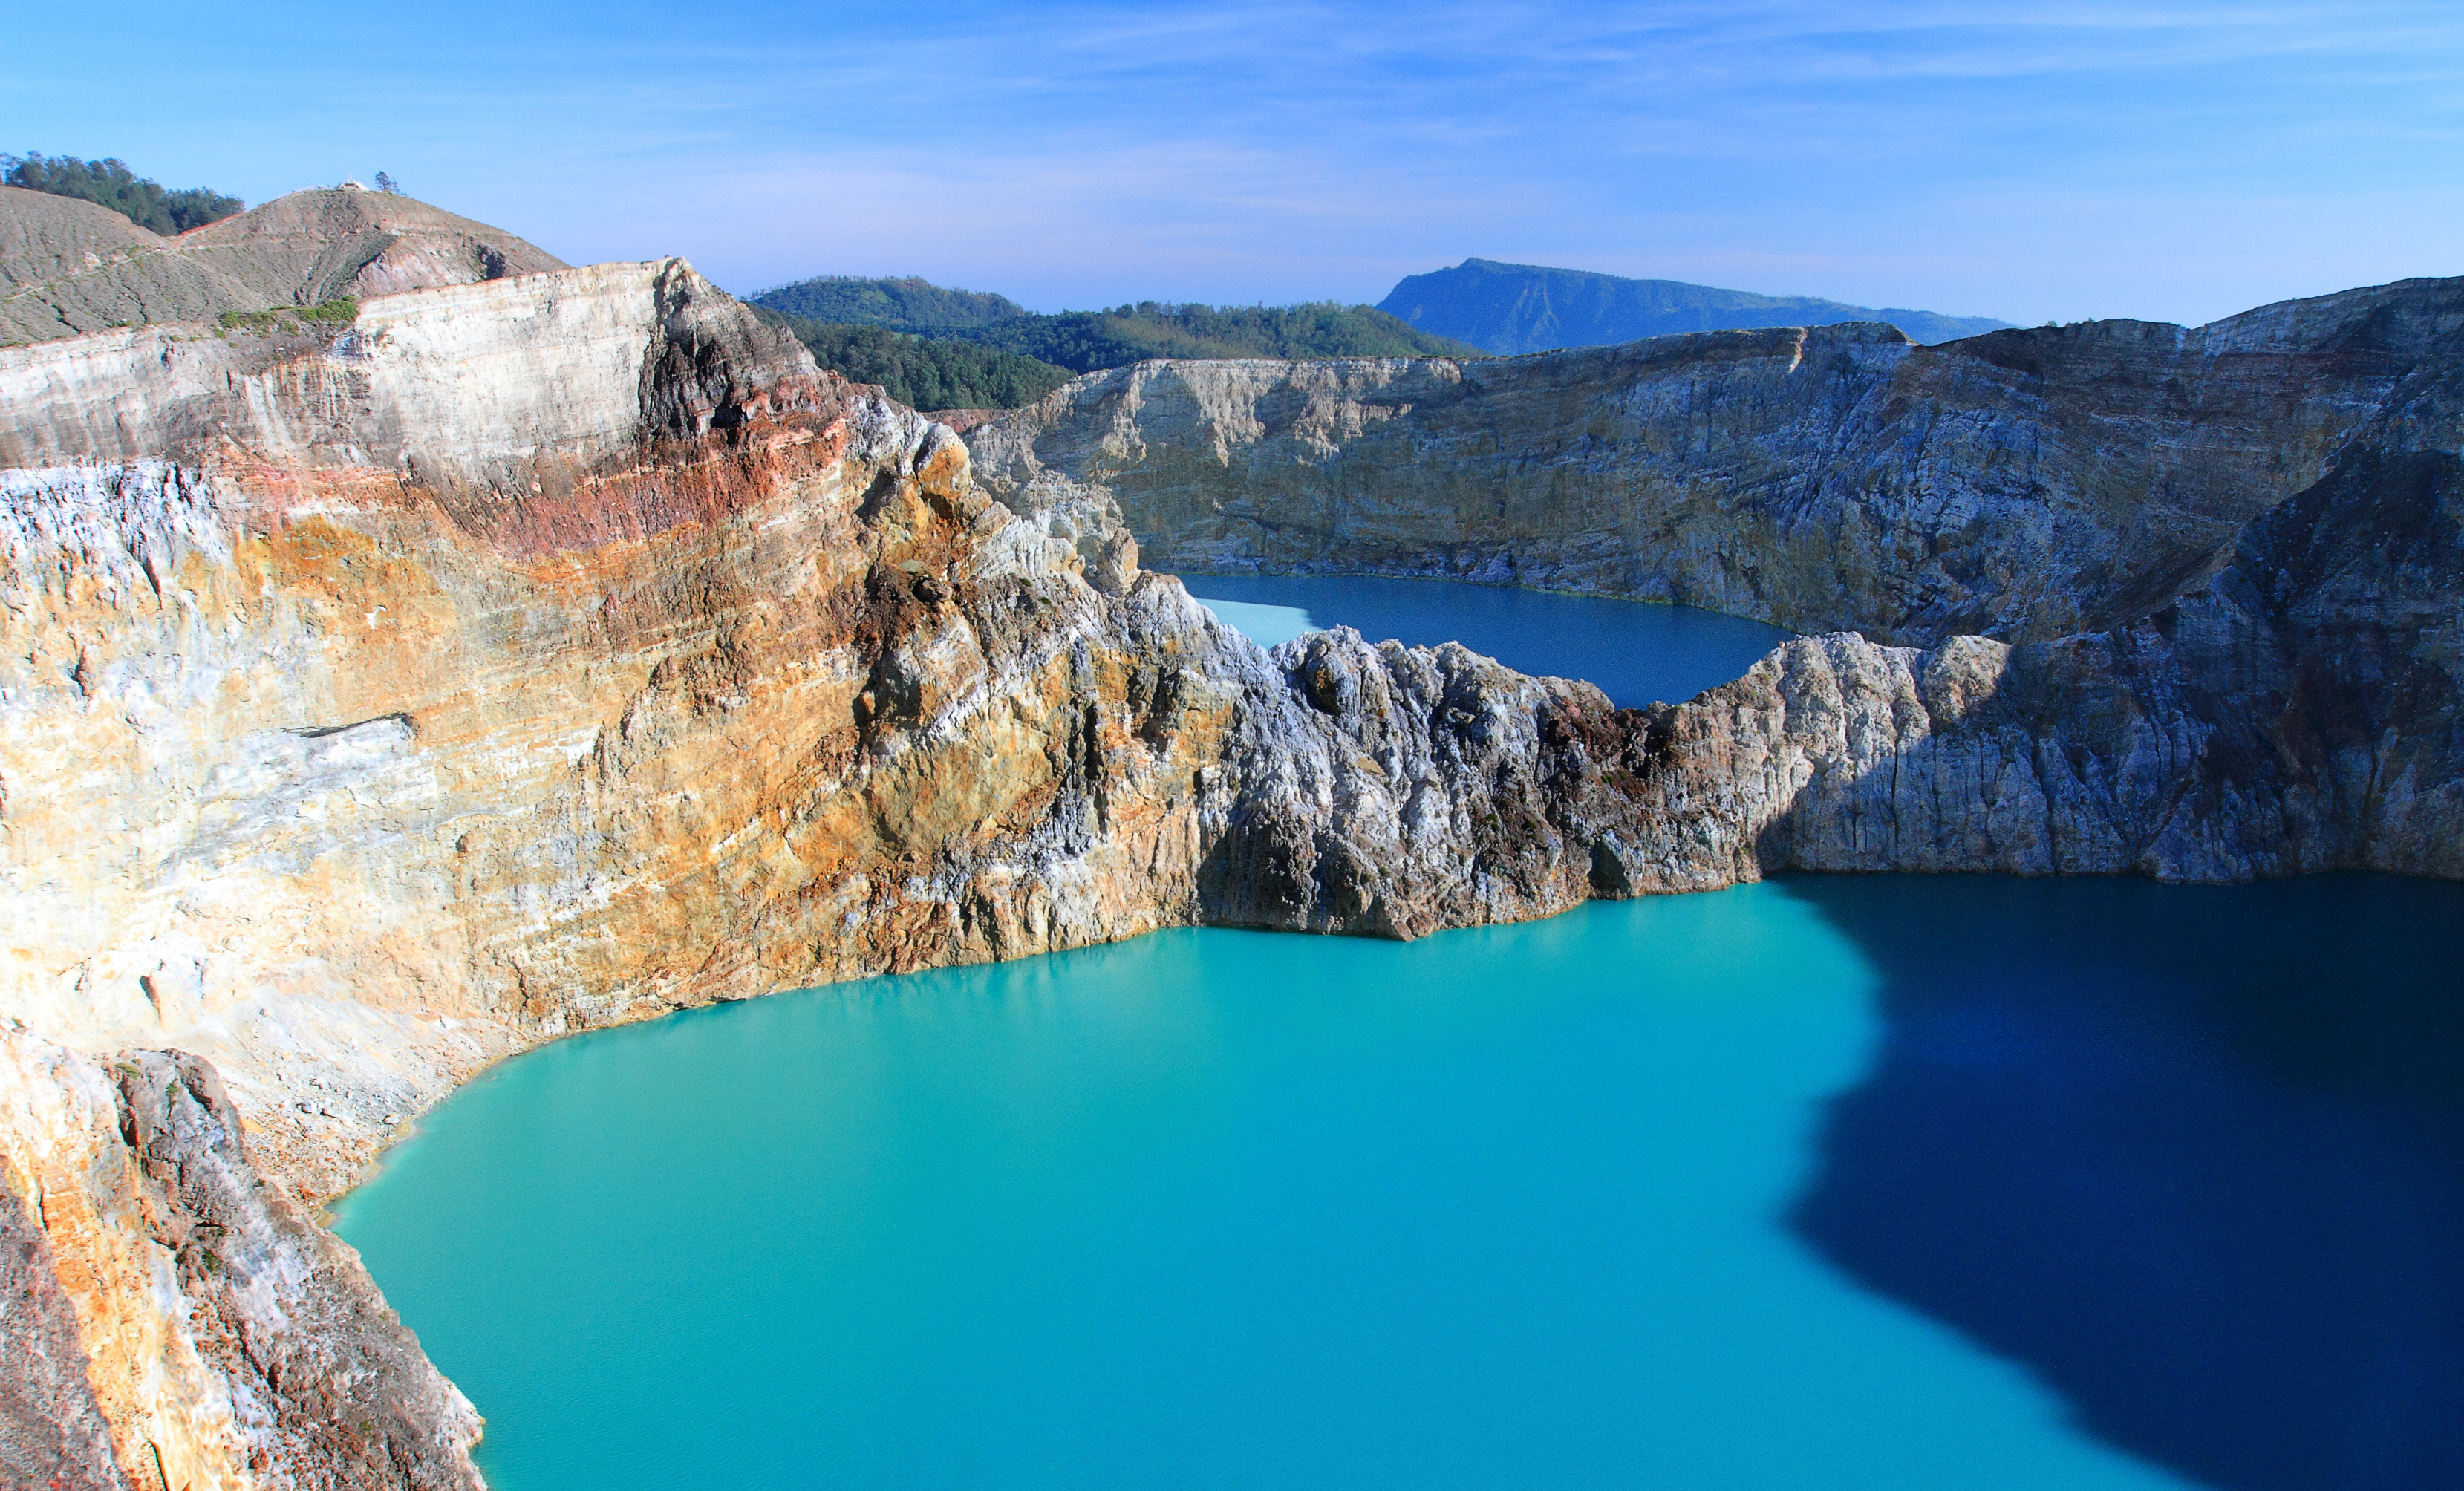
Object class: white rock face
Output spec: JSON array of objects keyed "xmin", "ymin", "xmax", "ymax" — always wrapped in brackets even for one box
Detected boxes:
[
  {"xmin": 965, "ymin": 291, "xmax": 2464, "ymax": 645},
  {"xmin": 356, "ymin": 266, "xmax": 668, "ymax": 466},
  {"xmin": 4, "ymin": 258, "xmax": 2460, "ymax": 1490},
  {"xmin": 0, "ymin": 258, "xmax": 806, "ymax": 481}
]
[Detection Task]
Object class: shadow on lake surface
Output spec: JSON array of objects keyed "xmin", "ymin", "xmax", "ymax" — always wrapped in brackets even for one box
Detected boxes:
[{"xmin": 1784, "ymin": 872, "xmax": 2464, "ymax": 1491}]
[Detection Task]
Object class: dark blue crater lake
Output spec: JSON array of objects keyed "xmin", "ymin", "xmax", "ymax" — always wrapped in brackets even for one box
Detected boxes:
[
  {"xmin": 1181, "ymin": 574, "xmax": 1795, "ymax": 706},
  {"xmin": 333, "ymin": 582, "xmax": 2464, "ymax": 1491}
]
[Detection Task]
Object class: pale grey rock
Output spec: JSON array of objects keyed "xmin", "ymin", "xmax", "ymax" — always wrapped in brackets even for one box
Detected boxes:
[
  {"xmin": 967, "ymin": 281, "xmax": 2464, "ymax": 645},
  {"xmin": 3, "ymin": 255, "xmax": 2460, "ymax": 1488},
  {"xmin": 0, "ymin": 1030, "xmax": 482, "ymax": 1491},
  {"xmin": 0, "ymin": 257, "xmax": 821, "ymax": 493},
  {"xmin": 108, "ymin": 1048, "xmax": 485, "ymax": 1488}
]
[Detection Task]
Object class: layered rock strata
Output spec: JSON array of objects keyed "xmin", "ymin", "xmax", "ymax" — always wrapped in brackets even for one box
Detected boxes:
[
  {"xmin": 1099, "ymin": 284, "xmax": 2464, "ymax": 907},
  {"xmin": 2, "ymin": 261, "xmax": 2458, "ymax": 1487},
  {"xmin": 966, "ymin": 279, "xmax": 2464, "ymax": 645},
  {"xmin": 0, "ymin": 258, "xmax": 1228, "ymax": 1200}
]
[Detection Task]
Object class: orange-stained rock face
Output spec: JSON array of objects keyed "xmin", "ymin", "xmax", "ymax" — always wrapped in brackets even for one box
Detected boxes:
[
  {"xmin": 0, "ymin": 262, "xmax": 1257, "ymax": 1490},
  {"xmin": 0, "ymin": 1030, "xmax": 486, "ymax": 1490},
  {"xmin": 0, "ymin": 397, "xmax": 1229, "ymax": 1200},
  {"xmin": 0, "ymin": 261, "xmax": 1281, "ymax": 1209},
  {"xmin": 6, "ymin": 258, "xmax": 2463, "ymax": 1491}
]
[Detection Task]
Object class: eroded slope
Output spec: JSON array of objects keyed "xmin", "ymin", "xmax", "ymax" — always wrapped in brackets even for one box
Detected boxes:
[
  {"xmin": 0, "ymin": 185, "xmax": 567, "ymax": 348},
  {"xmin": 970, "ymin": 280, "xmax": 2464, "ymax": 644},
  {"xmin": 2, "ymin": 261, "xmax": 2460, "ymax": 1489}
]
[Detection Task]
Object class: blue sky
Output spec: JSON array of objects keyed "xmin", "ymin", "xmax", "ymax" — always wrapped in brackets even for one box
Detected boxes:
[{"xmin": 7, "ymin": 2, "xmax": 2459, "ymax": 324}]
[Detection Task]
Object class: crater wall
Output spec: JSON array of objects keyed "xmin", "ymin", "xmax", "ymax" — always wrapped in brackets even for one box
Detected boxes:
[{"xmin": 4, "ymin": 263, "xmax": 2459, "ymax": 1488}]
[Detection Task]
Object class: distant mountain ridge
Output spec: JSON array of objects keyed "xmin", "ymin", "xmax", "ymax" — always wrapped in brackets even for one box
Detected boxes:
[
  {"xmin": 746, "ymin": 277, "xmax": 1484, "ymax": 402},
  {"xmin": 1378, "ymin": 258, "xmax": 2010, "ymax": 353}
]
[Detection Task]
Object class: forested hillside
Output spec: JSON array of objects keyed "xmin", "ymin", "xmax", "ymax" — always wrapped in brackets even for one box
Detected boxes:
[
  {"xmin": 964, "ymin": 301, "xmax": 1480, "ymax": 371},
  {"xmin": 746, "ymin": 276, "xmax": 1484, "ymax": 399},
  {"xmin": 751, "ymin": 275, "xmax": 1029, "ymax": 330},
  {"xmin": 2, "ymin": 152, "xmax": 244, "ymax": 235},
  {"xmin": 753, "ymin": 310, "xmax": 1074, "ymax": 411}
]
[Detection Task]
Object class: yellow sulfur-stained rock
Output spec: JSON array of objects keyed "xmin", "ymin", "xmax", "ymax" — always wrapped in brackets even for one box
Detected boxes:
[{"xmin": 5, "ymin": 255, "xmax": 2463, "ymax": 1488}]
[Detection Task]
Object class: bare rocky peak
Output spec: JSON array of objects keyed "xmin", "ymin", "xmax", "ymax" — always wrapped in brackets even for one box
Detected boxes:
[
  {"xmin": 0, "ymin": 183, "xmax": 567, "ymax": 348},
  {"xmin": 0, "ymin": 186, "xmax": 267, "ymax": 343},
  {"xmin": 177, "ymin": 186, "xmax": 568, "ymax": 303}
]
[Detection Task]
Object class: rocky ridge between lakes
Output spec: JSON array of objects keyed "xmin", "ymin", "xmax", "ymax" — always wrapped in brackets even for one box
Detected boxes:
[
  {"xmin": 966, "ymin": 281, "xmax": 2464, "ymax": 644},
  {"xmin": 1, "ymin": 258, "xmax": 2460, "ymax": 1487},
  {"xmin": 968, "ymin": 276, "xmax": 2464, "ymax": 885}
]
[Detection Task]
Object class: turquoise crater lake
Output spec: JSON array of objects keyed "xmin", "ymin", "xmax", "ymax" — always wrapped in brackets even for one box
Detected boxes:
[{"xmin": 333, "ymin": 582, "xmax": 2464, "ymax": 1491}]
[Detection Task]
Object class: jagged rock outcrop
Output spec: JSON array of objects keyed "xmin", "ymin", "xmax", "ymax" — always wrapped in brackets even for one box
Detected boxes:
[
  {"xmin": 1192, "ymin": 516, "xmax": 2462, "ymax": 942},
  {"xmin": 0, "ymin": 259, "xmax": 1222, "ymax": 1485},
  {"xmin": 1213, "ymin": 483, "xmax": 2455, "ymax": 923},
  {"xmin": 1, "ymin": 186, "xmax": 566, "ymax": 348},
  {"xmin": 1189, "ymin": 317, "xmax": 2464, "ymax": 909},
  {"xmin": 0, "ymin": 1031, "xmax": 483, "ymax": 1491},
  {"xmin": 0, "ymin": 257, "xmax": 1242, "ymax": 1203},
  {"xmin": 2, "ymin": 255, "xmax": 2458, "ymax": 1487},
  {"xmin": 968, "ymin": 280, "xmax": 2464, "ymax": 645}
]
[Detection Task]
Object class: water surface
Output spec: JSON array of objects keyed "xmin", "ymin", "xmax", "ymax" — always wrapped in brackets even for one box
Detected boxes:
[
  {"xmin": 1183, "ymin": 574, "xmax": 1792, "ymax": 706},
  {"xmin": 334, "ymin": 890, "xmax": 2148, "ymax": 1490},
  {"xmin": 1786, "ymin": 874, "xmax": 2464, "ymax": 1491},
  {"xmin": 330, "ymin": 873, "xmax": 2463, "ymax": 1491},
  {"xmin": 334, "ymin": 577, "xmax": 2463, "ymax": 1490}
]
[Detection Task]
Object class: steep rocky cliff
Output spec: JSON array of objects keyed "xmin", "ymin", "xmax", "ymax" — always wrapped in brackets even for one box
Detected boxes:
[
  {"xmin": 0, "ymin": 258, "xmax": 1223, "ymax": 1485},
  {"xmin": 964, "ymin": 278, "xmax": 2463, "ymax": 901},
  {"xmin": 0, "ymin": 258, "xmax": 1237, "ymax": 1203},
  {"xmin": 3, "ymin": 258, "xmax": 2457, "ymax": 1487},
  {"xmin": 0, "ymin": 1032, "xmax": 483, "ymax": 1491},
  {"xmin": 1184, "ymin": 419, "xmax": 2463, "ymax": 932},
  {"xmin": 968, "ymin": 279, "xmax": 2464, "ymax": 645}
]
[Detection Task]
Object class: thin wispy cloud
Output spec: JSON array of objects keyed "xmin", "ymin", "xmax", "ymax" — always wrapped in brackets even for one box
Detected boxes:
[{"xmin": 6, "ymin": 0, "xmax": 2457, "ymax": 323}]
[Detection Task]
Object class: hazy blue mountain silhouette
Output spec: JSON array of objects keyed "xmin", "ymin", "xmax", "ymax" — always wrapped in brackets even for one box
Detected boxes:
[{"xmin": 1378, "ymin": 258, "xmax": 2009, "ymax": 353}]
